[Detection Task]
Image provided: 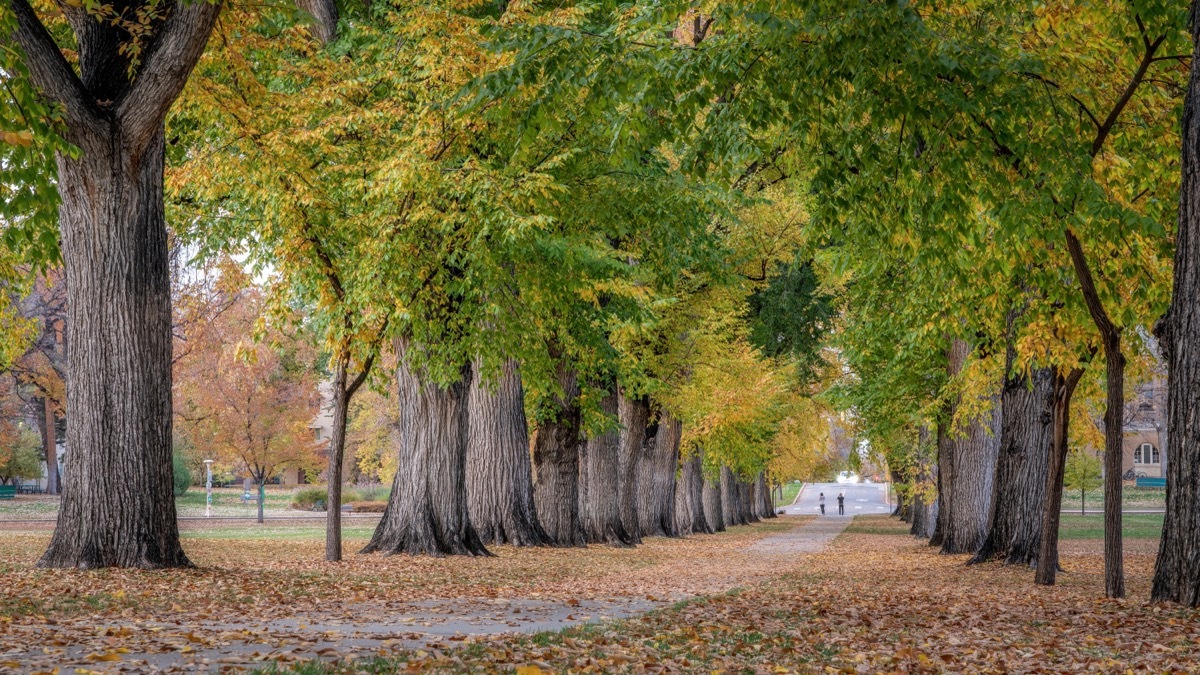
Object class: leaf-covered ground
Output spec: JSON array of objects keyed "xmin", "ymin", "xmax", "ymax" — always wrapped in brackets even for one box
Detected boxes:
[
  {"xmin": 275, "ymin": 516, "xmax": 1197, "ymax": 673},
  {"xmin": 0, "ymin": 517, "xmax": 801, "ymax": 672},
  {"xmin": 3, "ymin": 515, "xmax": 1196, "ymax": 672}
]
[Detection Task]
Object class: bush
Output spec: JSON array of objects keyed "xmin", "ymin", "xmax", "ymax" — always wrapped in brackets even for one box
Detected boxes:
[
  {"xmin": 355, "ymin": 483, "xmax": 390, "ymax": 501},
  {"xmin": 346, "ymin": 501, "xmax": 387, "ymax": 513},
  {"xmin": 291, "ymin": 486, "xmax": 364, "ymax": 511},
  {"xmin": 172, "ymin": 452, "xmax": 192, "ymax": 496}
]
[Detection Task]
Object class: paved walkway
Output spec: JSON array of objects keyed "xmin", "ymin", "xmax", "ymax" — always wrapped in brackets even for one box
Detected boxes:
[{"xmin": 784, "ymin": 481, "xmax": 893, "ymax": 517}]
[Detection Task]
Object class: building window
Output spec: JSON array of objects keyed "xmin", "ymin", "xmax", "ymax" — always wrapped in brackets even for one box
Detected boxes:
[
  {"xmin": 1136, "ymin": 443, "xmax": 1160, "ymax": 465},
  {"xmin": 314, "ymin": 428, "xmax": 322, "ymax": 442}
]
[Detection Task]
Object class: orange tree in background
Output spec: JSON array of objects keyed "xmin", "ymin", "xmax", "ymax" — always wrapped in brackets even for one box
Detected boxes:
[{"xmin": 173, "ymin": 271, "xmax": 322, "ymax": 522}]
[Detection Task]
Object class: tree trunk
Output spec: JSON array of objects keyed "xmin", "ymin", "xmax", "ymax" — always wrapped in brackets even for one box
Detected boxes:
[
  {"xmin": 1036, "ymin": 367, "xmax": 1084, "ymax": 585},
  {"xmin": 42, "ymin": 397, "xmax": 58, "ymax": 495},
  {"xmin": 935, "ymin": 339, "xmax": 1001, "ymax": 555},
  {"xmin": 1064, "ymin": 228, "xmax": 1125, "ymax": 597},
  {"xmin": 1154, "ymin": 12, "xmax": 1200, "ymax": 602},
  {"xmin": 531, "ymin": 360, "xmax": 585, "ymax": 547},
  {"xmin": 616, "ymin": 391, "xmax": 647, "ymax": 544},
  {"xmin": 37, "ymin": 128, "xmax": 190, "ymax": 569},
  {"xmin": 739, "ymin": 480, "xmax": 759, "ymax": 523},
  {"xmin": 325, "ymin": 363, "xmax": 350, "ymax": 561},
  {"xmin": 929, "ymin": 409, "xmax": 954, "ymax": 548},
  {"xmin": 257, "ymin": 478, "xmax": 265, "ymax": 524},
  {"xmin": 466, "ymin": 359, "xmax": 550, "ymax": 547},
  {"xmin": 674, "ymin": 449, "xmax": 711, "ymax": 535},
  {"xmin": 753, "ymin": 472, "xmax": 774, "ymax": 519},
  {"xmin": 910, "ymin": 427, "xmax": 938, "ymax": 538},
  {"xmin": 940, "ymin": 393, "xmax": 1000, "ymax": 554},
  {"xmin": 638, "ymin": 411, "xmax": 679, "ymax": 537},
  {"xmin": 702, "ymin": 474, "xmax": 725, "ymax": 532},
  {"xmin": 720, "ymin": 466, "xmax": 743, "ymax": 527},
  {"xmin": 582, "ymin": 390, "xmax": 634, "ymax": 546},
  {"xmin": 362, "ymin": 342, "xmax": 489, "ymax": 556},
  {"xmin": 11, "ymin": 0, "xmax": 219, "ymax": 572},
  {"xmin": 971, "ymin": 366, "xmax": 1054, "ymax": 566}
]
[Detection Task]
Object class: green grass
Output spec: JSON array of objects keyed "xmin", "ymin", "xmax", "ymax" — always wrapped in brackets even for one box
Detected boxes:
[
  {"xmin": 180, "ymin": 525, "xmax": 379, "ymax": 540},
  {"xmin": 774, "ymin": 481, "xmax": 803, "ymax": 507},
  {"xmin": 1057, "ymin": 513, "xmax": 1163, "ymax": 540},
  {"xmin": 1060, "ymin": 486, "xmax": 1164, "ymax": 511}
]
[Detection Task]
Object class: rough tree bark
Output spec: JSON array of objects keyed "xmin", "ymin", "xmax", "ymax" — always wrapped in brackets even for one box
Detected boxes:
[
  {"xmin": 531, "ymin": 360, "xmax": 586, "ymax": 547},
  {"xmin": 362, "ymin": 342, "xmax": 489, "ymax": 557},
  {"xmin": 738, "ymin": 479, "xmax": 759, "ymax": 523},
  {"xmin": 753, "ymin": 472, "xmax": 775, "ymax": 519},
  {"xmin": 674, "ymin": 449, "xmax": 711, "ymax": 535},
  {"xmin": 638, "ymin": 411, "xmax": 679, "ymax": 537},
  {"xmin": 616, "ymin": 391, "xmax": 647, "ymax": 544},
  {"xmin": 930, "ymin": 403, "xmax": 954, "ymax": 547},
  {"xmin": 936, "ymin": 339, "xmax": 1001, "ymax": 555},
  {"xmin": 466, "ymin": 359, "xmax": 550, "ymax": 547},
  {"xmin": 1036, "ymin": 367, "xmax": 1084, "ymax": 585},
  {"xmin": 1065, "ymin": 229, "xmax": 1126, "ymax": 598},
  {"xmin": 971, "ymin": 366, "xmax": 1054, "ymax": 566},
  {"xmin": 702, "ymin": 475, "xmax": 725, "ymax": 532},
  {"xmin": 720, "ymin": 466, "xmax": 744, "ymax": 527},
  {"xmin": 910, "ymin": 427, "xmax": 938, "ymax": 539},
  {"xmin": 1154, "ymin": 5, "xmax": 1200, "ymax": 603},
  {"xmin": 11, "ymin": 0, "xmax": 219, "ymax": 569},
  {"xmin": 294, "ymin": 0, "xmax": 338, "ymax": 44},
  {"xmin": 582, "ymin": 390, "xmax": 634, "ymax": 546}
]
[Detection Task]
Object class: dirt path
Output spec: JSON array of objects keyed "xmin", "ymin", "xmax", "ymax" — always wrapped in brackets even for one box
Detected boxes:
[{"xmin": 0, "ymin": 516, "xmax": 847, "ymax": 673}]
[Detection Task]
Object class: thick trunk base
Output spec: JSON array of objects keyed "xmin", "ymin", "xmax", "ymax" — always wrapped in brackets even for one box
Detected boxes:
[
  {"xmin": 638, "ymin": 412, "xmax": 679, "ymax": 537},
  {"xmin": 38, "ymin": 128, "xmax": 188, "ymax": 570},
  {"xmin": 467, "ymin": 360, "xmax": 551, "ymax": 547},
  {"xmin": 362, "ymin": 347, "xmax": 489, "ymax": 557}
]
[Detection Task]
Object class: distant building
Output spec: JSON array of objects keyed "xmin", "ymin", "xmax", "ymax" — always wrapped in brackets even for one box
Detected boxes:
[{"xmin": 1119, "ymin": 376, "xmax": 1167, "ymax": 479}]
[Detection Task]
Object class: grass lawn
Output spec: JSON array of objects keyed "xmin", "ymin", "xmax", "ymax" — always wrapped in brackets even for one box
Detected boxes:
[
  {"xmin": 1060, "ymin": 485, "xmax": 1165, "ymax": 511},
  {"xmin": 774, "ymin": 481, "xmax": 803, "ymax": 507},
  {"xmin": 0, "ymin": 486, "xmax": 310, "ymax": 520},
  {"xmin": 844, "ymin": 513, "xmax": 1165, "ymax": 540},
  {"xmin": 1058, "ymin": 513, "xmax": 1164, "ymax": 539}
]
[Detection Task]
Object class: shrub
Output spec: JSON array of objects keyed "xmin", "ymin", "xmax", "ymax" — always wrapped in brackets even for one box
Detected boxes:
[
  {"xmin": 355, "ymin": 483, "xmax": 390, "ymax": 501},
  {"xmin": 172, "ymin": 451, "xmax": 192, "ymax": 496},
  {"xmin": 291, "ymin": 486, "xmax": 364, "ymax": 511}
]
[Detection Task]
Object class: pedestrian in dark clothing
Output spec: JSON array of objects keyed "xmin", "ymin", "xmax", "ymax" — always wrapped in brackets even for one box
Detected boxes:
[
  {"xmin": 818, "ymin": 492, "xmax": 825, "ymax": 515},
  {"xmin": 837, "ymin": 492, "xmax": 845, "ymax": 516}
]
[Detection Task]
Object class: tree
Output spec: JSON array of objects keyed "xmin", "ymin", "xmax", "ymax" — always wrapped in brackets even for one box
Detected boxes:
[
  {"xmin": 361, "ymin": 339, "xmax": 489, "ymax": 557},
  {"xmin": 174, "ymin": 283, "xmax": 321, "ymax": 523},
  {"xmin": 466, "ymin": 358, "xmax": 550, "ymax": 546},
  {"xmin": 1064, "ymin": 449, "xmax": 1103, "ymax": 516},
  {"xmin": 6, "ymin": 0, "xmax": 219, "ymax": 569}
]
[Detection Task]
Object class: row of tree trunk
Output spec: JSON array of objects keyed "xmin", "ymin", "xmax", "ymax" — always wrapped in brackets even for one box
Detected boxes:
[
  {"xmin": 900, "ymin": 338, "xmax": 1097, "ymax": 588},
  {"xmin": 363, "ymin": 349, "xmax": 774, "ymax": 556}
]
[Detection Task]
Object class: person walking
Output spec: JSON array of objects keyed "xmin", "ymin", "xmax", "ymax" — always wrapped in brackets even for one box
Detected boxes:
[
  {"xmin": 837, "ymin": 492, "xmax": 845, "ymax": 516},
  {"xmin": 818, "ymin": 492, "xmax": 826, "ymax": 515}
]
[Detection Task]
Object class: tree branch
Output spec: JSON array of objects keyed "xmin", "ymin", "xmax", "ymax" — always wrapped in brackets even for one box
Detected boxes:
[
  {"xmin": 1064, "ymin": 227, "xmax": 1120, "ymax": 342},
  {"xmin": 1091, "ymin": 29, "xmax": 1165, "ymax": 157},
  {"xmin": 117, "ymin": 0, "xmax": 221, "ymax": 155},
  {"xmin": 7, "ymin": 0, "xmax": 99, "ymax": 130}
]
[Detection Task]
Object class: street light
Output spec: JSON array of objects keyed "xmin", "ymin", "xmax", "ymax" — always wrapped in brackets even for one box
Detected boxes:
[{"xmin": 204, "ymin": 459, "xmax": 214, "ymax": 518}]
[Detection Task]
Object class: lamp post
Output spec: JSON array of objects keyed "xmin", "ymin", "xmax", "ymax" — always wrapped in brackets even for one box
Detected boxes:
[{"xmin": 204, "ymin": 459, "xmax": 214, "ymax": 518}]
